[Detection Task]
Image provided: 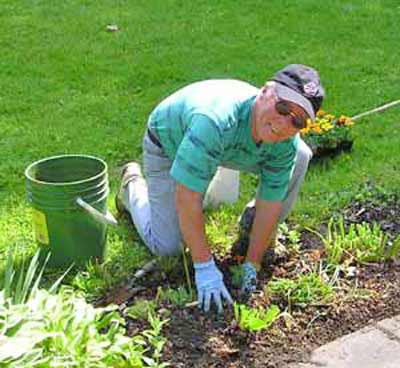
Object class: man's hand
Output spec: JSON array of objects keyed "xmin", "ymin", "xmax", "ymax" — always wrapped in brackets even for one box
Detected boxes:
[
  {"xmin": 240, "ymin": 262, "xmax": 258, "ymax": 295},
  {"xmin": 194, "ymin": 258, "xmax": 233, "ymax": 313}
]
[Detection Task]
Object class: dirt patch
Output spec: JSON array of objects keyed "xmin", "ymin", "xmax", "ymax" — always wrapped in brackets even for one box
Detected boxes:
[
  {"xmin": 100, "ymin": 195, "xmax": 400, "ymax": 368},
  {"xmin": 342, "ymin": 192, "xmax": 400, "ymax": 239},
  {"xmin": 153, "ymin": 263, "xmax": 400, "ymax": 368}
]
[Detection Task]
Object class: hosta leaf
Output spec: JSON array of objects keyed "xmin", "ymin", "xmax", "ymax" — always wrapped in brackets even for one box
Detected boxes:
[
  {"xmin": 247, "ymin": 318, "xmax": 268, "ymax": 331},
  {"xmin": 0, "ymin": 330, "xmax": 50, "ymax": 361},
  {"xmin": 264, "ymin": 305, "xmax": 280, "ymax": 323}
]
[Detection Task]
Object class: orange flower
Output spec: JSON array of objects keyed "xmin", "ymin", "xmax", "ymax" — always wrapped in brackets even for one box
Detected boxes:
[
  {"xmin": 312, "ymin": 125, "xmax": 322, "ymax": 134},
  {"xmin": 337, "ymin": 115, "xmax": 349, "ymax": 126}
]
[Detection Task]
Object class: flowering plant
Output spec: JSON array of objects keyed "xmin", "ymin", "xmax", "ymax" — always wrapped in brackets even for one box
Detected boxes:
[{"xmin": 300, "ymin": 110, "xmax": 355, "ymax": 157}]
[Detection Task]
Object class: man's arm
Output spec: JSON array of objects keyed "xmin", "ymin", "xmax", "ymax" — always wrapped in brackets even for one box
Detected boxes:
[
  {"xmin": 245, "ymin": 199, "xmax": 282, "ymax": 267},
  {"xmin": 175, "ymin": 183, "xmax": 211, "ymax": 262},
  {"xmin": 175, "ymin": 182, "xmax": 233, "ymax": 312}
]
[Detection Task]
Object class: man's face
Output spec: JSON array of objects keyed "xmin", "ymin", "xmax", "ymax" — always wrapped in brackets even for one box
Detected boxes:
[{"xmin": 253, "ymin": 86, "xmax": 308, "ymax": 143}]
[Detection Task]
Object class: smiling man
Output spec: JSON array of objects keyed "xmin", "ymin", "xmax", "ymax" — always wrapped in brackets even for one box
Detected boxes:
[{"xmin": 116, "ymin": 64, "xmax": 325, "ymax": 313}]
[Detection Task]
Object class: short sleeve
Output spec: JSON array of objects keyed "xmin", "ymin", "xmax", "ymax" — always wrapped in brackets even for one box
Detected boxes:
[
  {"xmin": 258, "ymin": 136, "xmax": 299, "ymax": 201},
  {"xmin": 170, "ymin": 114, "xmax": 223, "ymax": 193}
]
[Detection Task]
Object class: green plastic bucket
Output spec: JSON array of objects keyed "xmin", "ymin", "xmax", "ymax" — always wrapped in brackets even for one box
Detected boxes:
[{"xmin": 25, "ymin": 154, "xmax": 118, "ymax": 267}]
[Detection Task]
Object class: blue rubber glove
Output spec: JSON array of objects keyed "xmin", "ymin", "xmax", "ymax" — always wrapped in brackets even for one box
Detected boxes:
[
  {"xmin": 194, "ymin": 258, "xmax": 233, "ymax": 313},
  {"xmin": 240, "ymin": 262, "xmax": 258, "ymax": 295}
]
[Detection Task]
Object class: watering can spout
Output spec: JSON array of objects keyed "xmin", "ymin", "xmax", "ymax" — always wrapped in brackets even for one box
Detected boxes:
[{"xmin": 76, "ymin": 197, "xmax": 118, "ymax": 226}]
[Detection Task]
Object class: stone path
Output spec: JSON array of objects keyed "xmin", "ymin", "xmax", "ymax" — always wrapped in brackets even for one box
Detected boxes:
[{"xmin": 291, "ymin": 315, "xmax": 400, "ymax": 368}]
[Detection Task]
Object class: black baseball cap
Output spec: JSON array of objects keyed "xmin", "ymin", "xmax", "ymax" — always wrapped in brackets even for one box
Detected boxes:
[{"xmin": 270, "ymin": 64, "xmax": 325, "ymax": 121}]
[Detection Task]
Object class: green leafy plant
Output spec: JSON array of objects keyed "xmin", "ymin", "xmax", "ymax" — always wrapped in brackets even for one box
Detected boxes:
[
  {"xmin": 71, "ymin": 259, "xmax": 111, "ymax": 300},
  {"xmin": 0, "ymin": 249, "xmax": 170, "ymax": 367},
  {"xmin": 2, "ymin": 249, "xmax": 70, "ymax": 304},
  {"xmin": 267, "ymin": 271, "xmax": 335, "ymax": 308},
  {"xmin": 233, "ymin": 303, "xmax": 280, "ymax": 332},
  {"xmin": 125, "ymin": 299, "xmax": 157, "ymax": 320},
  {"xmin": 312, "ymin": 218, "xmax": 397, "ymax": 266},
  {"xmin": 278, "ymin": 223, "xmax": 301, "ymax": 252},
  {"xmin": 0, "ymin": 288, "xmax": 170, "ymax": 367},
  {"xmin": 156, "ymin": 286, "xmax": 192, "ymax": 307},
  {"xmin": 141, "ymin": 313, "xmax": 170, "ymax": 367}
]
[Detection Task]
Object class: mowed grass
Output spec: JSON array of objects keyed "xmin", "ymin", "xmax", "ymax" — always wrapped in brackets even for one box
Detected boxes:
[{"xmin": 1, "ymin": 0, "xmax": 399, "ymax": 290}]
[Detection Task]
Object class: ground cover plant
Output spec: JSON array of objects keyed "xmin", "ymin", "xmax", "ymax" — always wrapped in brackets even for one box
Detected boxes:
[
  {"xmin": 315, "ymin": 218, "xmax": 400, "ymax": 267},
  {"xmin": 266, "ymin": 270, "xmax": 336, "ymax": 308},
  {"xmin": 0, "ymin": 251, "xmax": 170, "ymax": 367},
  {"xmin": 1, "ymin": 0, "xmax": 400, "ymax": 367}
]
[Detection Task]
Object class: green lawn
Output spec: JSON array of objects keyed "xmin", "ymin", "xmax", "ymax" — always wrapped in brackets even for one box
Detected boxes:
[{"xmin": 1, "ymin": 0, "xmax": 399, "ymax": 293}]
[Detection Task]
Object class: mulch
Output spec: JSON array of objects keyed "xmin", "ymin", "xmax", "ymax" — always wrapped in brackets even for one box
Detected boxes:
[{"xmin": 99, "ymin": 193, "xmax": 400, "ymax": 368}]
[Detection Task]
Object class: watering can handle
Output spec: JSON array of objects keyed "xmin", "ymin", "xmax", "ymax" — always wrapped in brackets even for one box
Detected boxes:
[{"xmin": 76, "ymin": 197, "xmax": 118, "ymax": 226}]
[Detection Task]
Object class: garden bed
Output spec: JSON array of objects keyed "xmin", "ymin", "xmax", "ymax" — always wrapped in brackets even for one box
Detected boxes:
[{"xmin": 99, "ymin": 193, "xmax": 400, "ymax": 368}]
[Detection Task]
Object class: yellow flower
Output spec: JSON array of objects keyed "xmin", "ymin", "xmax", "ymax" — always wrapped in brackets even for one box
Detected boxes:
[
  {"xmin": 316, "ymin": 109, "xmax": 325, "ymax": 117},
  {"xmin": 300, "ymin": 127, "xmax": 310, "ymax": 135},
  {"xmin": 325, "ymin": 114, "xmax": 335, "ymax": 121},
  {"xmin": 321, "ymin": 122, "xmax": 334, "ymax": 131},
  {"xmin": 300, "ymin": 119, "xmax": 312, "ymax": 135},
  {"xmin": 344, "ymin": 120, "xmax": 354, "ymax": 127}
]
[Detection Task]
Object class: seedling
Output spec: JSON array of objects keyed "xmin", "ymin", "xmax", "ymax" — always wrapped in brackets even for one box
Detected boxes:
[
  {"xmin": 125, "ymin": 299, "xmax": 157, "ymax": 320},
  {"xmin": 310, "ymin": 218, "xmax": 398, "ymax": 267},
  {"xmin": 278, "ymin": 223, "xmax": 301, "ymax": 252},
  {"xmin": 156, "ymin": 286, "xmax": 192, "ymax": 307},
  {"xmin": 233, "ymin": 303, "xmax": 280, "ymax": 332},
  {"xmin": 141, "ymin": 313, "xmax": 170, "ymax": 367},
  {"xmin": 267, "ymin": 270, "xmax": 335, "ymax": 308}
]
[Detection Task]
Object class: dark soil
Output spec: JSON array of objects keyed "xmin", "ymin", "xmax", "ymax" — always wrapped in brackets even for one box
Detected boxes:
[{"xmin": 99, "ymin": 195, "xmax": 400, "ymax": 368}]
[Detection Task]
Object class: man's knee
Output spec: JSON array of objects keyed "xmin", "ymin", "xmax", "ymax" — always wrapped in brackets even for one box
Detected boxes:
[{"xmin": 149, "ymin": 235, "xmax": 182, "ymax": 257}]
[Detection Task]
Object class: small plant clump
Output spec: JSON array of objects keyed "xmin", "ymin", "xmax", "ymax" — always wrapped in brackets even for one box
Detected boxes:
[
  {"xmin": 317, "ymin": 218, "xmax": 400, "ymax": 267},
  {"xmin": 278, "ymin": 223, "xmax": 301, "ymax": 252},
  {"xmin": 233, "ymin": 303, "xmax": 280, "ymax": 332},
  {"xmin": 125, "ymin": 299, "xmax": 158, "ymax": 320},
  {"xmin": 156, "ymin": 286, "xmax": 193, "ymax": 307},
  {"xmin": 267, "ymin": 271, "xmax": 335, "ymax": 308}
]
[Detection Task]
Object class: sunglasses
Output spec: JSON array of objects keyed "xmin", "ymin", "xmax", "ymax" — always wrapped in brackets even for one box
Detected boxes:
[{"xmin": 275, "ymin": 100, "xmax": 308, "ymax": 129}]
